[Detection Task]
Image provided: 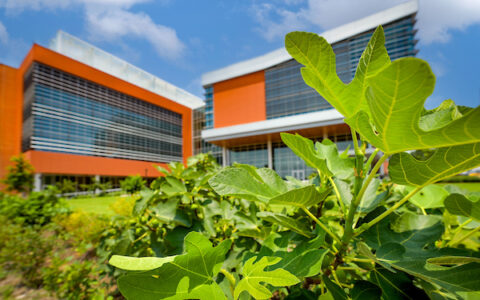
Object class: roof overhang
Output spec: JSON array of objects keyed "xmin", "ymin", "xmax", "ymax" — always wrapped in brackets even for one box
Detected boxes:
[
  {"xmin": 201, "ymin": 0, "xmax": 418, "ymax": 86},
  {"xmin": 202, "ymin": 109, "xmax": 344, "ymax": 143}
]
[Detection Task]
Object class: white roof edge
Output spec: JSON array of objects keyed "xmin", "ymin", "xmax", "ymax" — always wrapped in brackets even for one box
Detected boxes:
[
  {"xmin": 49, "ymin": 31, "xmax": 205, "ymax": 109},
  {"xmin": 201, "ymin": 0, "xmax": 418, "ymax": 86},
  {"xmin": 201, "ymin": 109, "xmax": 344, "ymax": 141}
]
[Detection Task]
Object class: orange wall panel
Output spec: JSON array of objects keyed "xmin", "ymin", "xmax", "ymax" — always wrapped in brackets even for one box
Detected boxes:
[
  {"xmin": 0, "ymin": 65, "xmax": 22, "ymax": 184},
  {"xmin": 25, "ymin": 151, "xmax": 165, "ymax": 177},
  {"xmin": 213, "ymin": 71, "xmax": 265, "ymax": 128}
]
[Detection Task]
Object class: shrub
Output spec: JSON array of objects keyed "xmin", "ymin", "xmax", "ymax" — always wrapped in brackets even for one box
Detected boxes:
[
  {"xmin": 2, "ymin": 155, "xmax": 34, "ymax": 194},
  {"xmin": 54, "ymin": 211, "xmax": 109, "ymax": 245},
  {"xmin": 56, "ymin": 178, "xmax": 77, "ymax": 194},
  {"xmin": 0, "ymin": 218, "xmax": 57, "ymax": 287},
  {"xmin": 0, "ymin": 186, "xmax": 68, "ymax": 226},
  {"xmin": 109, "ymin": 196, "xmax": 136, "ymax": 217},
  {"xmin": 120, "ymin": 175, "xmax": 145, "ymax": 194}
]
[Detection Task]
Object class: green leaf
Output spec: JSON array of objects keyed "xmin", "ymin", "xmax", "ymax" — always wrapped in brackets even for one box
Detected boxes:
[
  {"xmin": 361, "ymin": 213, "xmax": 443, "ymax": 250},
  {"xmin": 370, "ymin": 267, "xmax": 427, "ymax": 300},
  {"xmin": 109, "ymin": 255, "xmax": 175, "ymax": 271},
  {"xmin": 133, "ymin": 189, "xmax": 154, "ymax": 216},
  {"xmin": 427, "ymin": 256, "xmax": 480, "ymax": 266},
  {"xmin": 161, "ymin": 176, "xmax": 187, "ymax": 196},
  {"xmin": 112, "ymin": 232, "xmax": 232, "ymax": 300},
  {"xmin": 350, "ymin": 281, "xmax": 382, "ymax": 300},
  {"xmin": 257, "ymin": 211, "xmax": 313, "ymax": 237},
  {"xmin": 285, "ymin": 26, "xmax": 389, "ymax": 118},
  {"xmin": 151, "ymin": 199, "xmax": 192, "ymax": 227},
  {"xmin": 248, "ymin": 233, "xmax": 328, "ymax": 278},
  {"xmin": 408, "ymin": 185, "xmax": 449, "ymax": 209},
  {"xmin": 322, "ymin": 275, "xmax": 348, "ymax": 300},
  {"xmin": 269, "ymin": 185, "xmax": 330, "ymax": 209},
  {"xmin": 370, "ymin": 240, "xmax": 480, "ymax": 295},
  {"xmin": 281, "ymin": 133, "xmax": 331, "ymax": 176},
  {"xmin": 237, "ymin": 227, "xmax": 272, "ymax": 240},
  {"xmin": 315, "ymin": 139, "xmax": 355, "ymax": 179},
  {"xmin": 420, "ymin": 99, "xmax": 465, "ymax": 131},
  {"xmin": 444, "ymin": 193, "xmax": 480, "ymax": 221},
  {"xmin": 234, "ymin": 256, "xmax": 300, "ymax": 300},
  {"xmin": 389, "ymin": 143, "xmax": 480, "ymax": 186},
  {"xmin": 209, "ymin": 167, "xmax": 282, "ymax": 203},
  {"xmin": 391, "ymin": 261, "xmax": 480, "ymax": 294},
  {"xmin": 390, "ymin": 213, "xmax": 442, "ymax": 233},
  {"xmin": 186, "ymin": 283, "xmax": 227, "ymax": 300},
  {"xmin": 280, "ymin": 133, "xmax": 354, "ymax": 179},
  {"xmin": 346, "ymin": 57, "xmax": 480, "ymax": 153}
]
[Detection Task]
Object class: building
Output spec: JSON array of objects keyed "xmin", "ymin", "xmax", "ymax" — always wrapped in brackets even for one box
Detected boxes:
[
  {"xmin": 0, "ymin": 31, "xmax": 203, "ymax": 191},
  {"xmin": 198, "ymin": 1, "xmax": 418, "ymax": 179}
]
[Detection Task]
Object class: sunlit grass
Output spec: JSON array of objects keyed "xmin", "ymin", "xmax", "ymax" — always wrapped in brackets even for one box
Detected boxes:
[{"xmin": 67, "ymin": 194, "xmax": 137, "ymax": 215}]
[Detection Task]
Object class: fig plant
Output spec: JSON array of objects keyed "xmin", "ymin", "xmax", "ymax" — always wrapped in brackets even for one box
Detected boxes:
[{"xmin": 109, "ymin": 26, "xmax": 480, "ymax": 299}]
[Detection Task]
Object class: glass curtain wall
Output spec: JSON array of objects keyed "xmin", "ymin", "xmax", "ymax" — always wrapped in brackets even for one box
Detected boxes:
[
  {"xmin": 22, "ymin": 63, "xmax": 183, "ymax": 162},
  {"xmin": 229, "ymin": 144, "xmax": 268, "ymax": 168},
  {"xmin": 265, "ymin": 15, "xmax": 416, "ymax": 119}
]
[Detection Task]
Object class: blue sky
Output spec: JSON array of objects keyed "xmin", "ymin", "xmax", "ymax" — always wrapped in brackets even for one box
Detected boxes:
[{"xmin": 0, "ymin": 0, "xmax": 479, "ymax": 109}]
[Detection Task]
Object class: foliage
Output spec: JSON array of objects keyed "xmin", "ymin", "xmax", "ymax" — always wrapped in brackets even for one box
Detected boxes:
[
  {"xmin": 42, "ymin": 257, "xmax": 110, "ymax": 300},
  {"xmin": 0, "ymin": 217, "xmax": 56, "ymax": 287},
  {"xmin": 109, "ymin": 195, "xmax": 136, "ymax": 216},
  {"xmin": 2, "ymin": 155, "xmax": 34, "ymax": 194},
  {"xmin": 54, "ymin": 211, "xmax": 110, "ymax": 245},
  {"xmin": 0, "ymin": 186, "xmax": 68, "ymax": 226},
  {"xmin": 108, "ymin": 27, "xmax": 480, "ymax": 299},
  {"xmin": 120, "ymin": 175, "xmax": 146, "ymax": 194},
  {"xmin": 80, "ymin": 177, "xmax": 112, "ymax": 195},
  {"xmin": 0, "ymin": 185, "xmax": 114, "ymax": 299},
  {"xmin": 56, "ymin": 178, "xmax": 77, "ymax": 194}
]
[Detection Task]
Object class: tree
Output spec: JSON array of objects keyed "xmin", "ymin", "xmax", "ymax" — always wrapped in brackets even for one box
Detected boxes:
[
  {"xmin": 120, "ymin": 175, "xmax": 145, "ymax": 195},
  {"xmin": 3, "ymin": 155, "xmax": 34, "ymax": 194}
]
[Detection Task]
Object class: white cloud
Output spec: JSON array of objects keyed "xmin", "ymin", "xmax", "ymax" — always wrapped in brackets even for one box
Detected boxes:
[
  {"xmin": 252, "ymin": 0, "xmax": 480, "ymax": 45},
  {"xmin": 251, "ymin": 3, "xmax": 308, "ymax": 41},
  {"xmin": 85, "ymin": 7, "xmax": 185, "ymax": 60},
  {"xmin": 0, "ymin": 21, "xmax": 8, "ymax": 44},
  {"xmin": 416, "ymin": 0, "xmax": 480, "ymax": 44},
  {"xmin": 0, "ymin": 0, "xmax": 185, "ymax": 60},
  {"xmin": 0, "ymin": 0, "xmax": 71, "ymax": 14}
]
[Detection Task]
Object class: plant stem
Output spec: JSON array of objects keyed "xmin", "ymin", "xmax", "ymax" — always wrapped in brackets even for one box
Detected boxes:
[
  {"xmin": 220, "ymin": 268, "xmax": 236, "ymax": 294},
  {"xmin": 355, "ymin": 153, "xmax": 389, "ymax": 207},
  {"xmin": 447, "ymin": 224, "xmax": 480, "ymax": 247},
  {"xmin": 364, "ymin": 148, "xmax": 380, "ymax": 174},
  {"xmin": 345, "ymin": 257, "xmax": 374, "ymax": 263},
  {"xmin": 334, "ymin": 129, "xmax": 368, "ymax": 258},
  {"xmin": 302, "ymin": 207, "xmax": 342, "ymax": 244},
  {"xmin": 328, "ymin": 177, "xmax": 346, "ymax": 214},
  {"xmin": 351, "ymin": 128, "xmax": 361, "ymax": 156},
  {"xmin": 355, "ymin": 186, "xmax": 423, "ymax": 236}
]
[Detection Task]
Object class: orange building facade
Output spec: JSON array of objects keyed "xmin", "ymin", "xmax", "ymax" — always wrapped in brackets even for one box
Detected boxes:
[{"xmin": 1, "ymin": 34, "xmax": 203, "ymax": 191}]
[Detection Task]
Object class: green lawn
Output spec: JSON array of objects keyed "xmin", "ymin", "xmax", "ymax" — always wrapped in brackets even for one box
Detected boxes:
[
  {"xmin": 67, "ymin": 194, "xmax": 137, "ymax": 215},
  {"xmin": 438, "ymin": 182, "xmax": 480, "ymax": 192}
]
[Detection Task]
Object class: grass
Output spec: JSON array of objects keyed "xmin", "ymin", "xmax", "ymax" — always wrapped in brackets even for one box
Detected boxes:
[
  {"xmin": 67, "ymin": 194, "xmax": 137, "ymax": 216},
  {"xmin": 438, "ymin": 182, "xmax": 480, "ymax": 192}
]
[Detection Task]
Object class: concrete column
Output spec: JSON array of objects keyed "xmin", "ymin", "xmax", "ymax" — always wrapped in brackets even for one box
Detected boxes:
[
  {"xmin": 33, "ymin": 173, "xmax": 42, "ymax": 192},
  {"xmin": 267, "ymin": 139, "xmax": 273, "ymax": 169},
  {"xmin": 95, "ymin": 175, "xmax": 101, "ymax": 194},
  {"xmin": 222, "ymin": 147, "xmax": 228, "ymax": 167}
]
